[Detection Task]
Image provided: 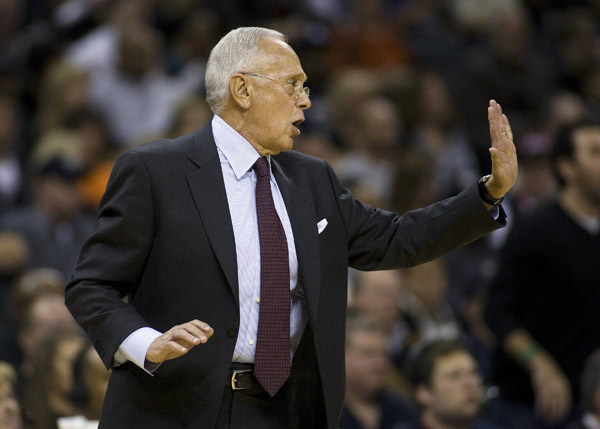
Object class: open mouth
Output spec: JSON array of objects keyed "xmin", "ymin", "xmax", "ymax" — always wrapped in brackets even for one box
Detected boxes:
[{"xmin": 292, "ymin": 118, "xmax": 304, "ymax": 134}]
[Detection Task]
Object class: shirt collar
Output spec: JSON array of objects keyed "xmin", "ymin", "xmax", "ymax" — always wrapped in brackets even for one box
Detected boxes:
[{"xmin": 211, "ymin": 114, "xmax": 266, "ymax": 180}]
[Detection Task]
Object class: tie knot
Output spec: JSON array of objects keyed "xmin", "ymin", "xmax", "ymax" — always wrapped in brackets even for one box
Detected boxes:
[{"xmin": 253, "ymin": 157, "xmax": 270, "ymax": 178}]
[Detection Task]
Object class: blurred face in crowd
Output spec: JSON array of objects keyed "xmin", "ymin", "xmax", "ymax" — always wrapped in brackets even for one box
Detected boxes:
[
  {"xmin": 567, "ymin": 127, "xmax": 600, "ymax": 207},
  {"xmin": 234, "ymin": 37, "xmax": 311, "ymax": 156},
  {"xmin": 417, "ymin": 351, "xmax": 484, "ymax": 428},
  {"xmin": 351, "ymin": 270, "xmax": 403, "ymax": 331},
  {"xmin": 0, "ymin": 379, "xmax": 22, "ymax": 429},
  {"xmin": 118, "ymin": 26, "xmax": 160, "ymax": 79},
  {"xmin": 52, "ymin": 336, "xmax": 85, "ymax": 399},
  {"xmin": 34, "ymin": 175, "xmax": 83, "ymax": 223},
  {"xmin": 19, "ymin": 293, "xmax": 78, "ymax": 369},
  {"xmin": 345, "ymin": 328, "xmax": 389, "ymax": 399}
]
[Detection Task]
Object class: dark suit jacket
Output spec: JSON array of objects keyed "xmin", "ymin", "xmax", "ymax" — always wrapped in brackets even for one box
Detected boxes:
[{"xmin": 65, "ymin": 124, "xmax": 505, "ymax": 428}]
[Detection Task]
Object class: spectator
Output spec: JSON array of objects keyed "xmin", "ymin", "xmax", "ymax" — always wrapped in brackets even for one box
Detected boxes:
[
  {"xmin": 405, "ymin": 339, "xmax": 501, "ymax": 429},
  {"xmin": 340, "ymin": 313, "xmax": 418, "ymax": 429},
  {"xmin": 57, "ymin": 342, "xmax": 110, "ymax": 428},
  {"xmin": 166, "ymin": 95, "xmax": 213, "ymax": 139},
  {"xmin": 0, "ymin": 361, "xmax": 22, "ymax": 429},
  {"xmin": 404, "ymin": 70, "xmax": 480, "ymax": 200},
  {"xmin": 393, "ymin": 260, "xmax": 463, "ymax": 368},
  {"xmin": 0, "ymin": 267, "xmax": 65, "ymax": 367},
  {"xmin": 0, "ymin": 232, "xmax": 28, "ymax": 331},
  {"xmin": 0, "ymin": 139, "xmax": 95, "ymax": 279},
  {"xmin": 35, "ymin": 61, "xmax": 90, "ymax": 135},
  {"xmin": 86, "ymin": 23, "xmax": 203, "ymax": 146},
  {"xmin": 332, "ymin": 94, "xmax": 404, "ymax": 207},
  {"xmin": 458, "ymin": 4, "xmax": 553, "ymax": 172},
  {"xmin": 65, "ymin": 0, "xmax": 151, "ymax": 76},
  {"xmin": 21, "ymin": 332, "xmax": 86, "ymax": 429},
  {"xmin": 16, "ymin": 291, "xmax": 79, "ymax": 390},
  {"xmin": 484, "ymin": 120, "xmax": 600, "ymax": 428}
]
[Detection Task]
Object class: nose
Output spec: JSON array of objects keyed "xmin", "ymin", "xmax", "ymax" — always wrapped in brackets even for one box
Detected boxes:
[{"xmin": 297, "ymin": 90, "xmax": 311, "ymax": 110}]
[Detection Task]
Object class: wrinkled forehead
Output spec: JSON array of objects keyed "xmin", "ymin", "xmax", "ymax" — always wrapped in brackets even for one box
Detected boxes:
[{"xmin": 254, "ymin": 37, "xmax": 306, "ymax": 79}]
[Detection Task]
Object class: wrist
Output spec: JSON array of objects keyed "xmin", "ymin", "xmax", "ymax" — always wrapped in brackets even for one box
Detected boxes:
[
  {"xmin": 519, "ymin": 343, "xmax": 541, "ymax": 368},
  {"xmin": 479, "ymin": 175, "xmax": 504, "ymax": 207}
]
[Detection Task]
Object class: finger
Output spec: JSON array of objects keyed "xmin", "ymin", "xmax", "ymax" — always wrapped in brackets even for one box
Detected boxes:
[
  {"xmin": 488, "ymin": 148, "xmax": 508, "ymax": 180},
  {"xmin": 501, "ymin": 114, "xmax": 514, "ymax": 142},
  {"xmin": 169, "ymin": 326, "xmax": 208, "ymax": 345},
  {"xmin": 147, "ymin": 338, "xmax": 190, "ymax": 363},
  {"xmin": 182, "ymin": 321, "xmax": 214, "ymax": 341},
  {"xmin": 188, "ymin": 319, "xmax": 215, "ymax": 336},
  {"xmin": 488, "ymin": 100, "xmax": 503, "ymax": 145},
  {"xmin": 166, "ymin": 339, "xmax": 190, "ymax": 355}
]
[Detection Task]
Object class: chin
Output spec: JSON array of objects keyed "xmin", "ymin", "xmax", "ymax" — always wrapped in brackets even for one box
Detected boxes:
[{"xmin": 279, "ymin": 139, "xmax": 294, "ymax": 153}]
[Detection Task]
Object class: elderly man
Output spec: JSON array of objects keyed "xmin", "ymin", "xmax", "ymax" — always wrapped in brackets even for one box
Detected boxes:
[{"xmin": 65, "ymin": 27, "xmax": 517, "ymax": 429}]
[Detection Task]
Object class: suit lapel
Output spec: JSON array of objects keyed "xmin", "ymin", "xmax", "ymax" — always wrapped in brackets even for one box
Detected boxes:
[
  {"xmin": 186, "ymin": 126, "xmax": 239, "ymax": 305},
  {"xmin": 271, "ymin": 158, "xmax": 321, "ymax": 326}
]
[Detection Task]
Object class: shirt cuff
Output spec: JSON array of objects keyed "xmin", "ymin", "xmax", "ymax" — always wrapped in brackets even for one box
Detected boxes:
[
  {"xmin": 114, "ymin": 327, "xmax": 163, "ymax": 375},
  {"xmin": 489, "ymin": 206, "xmax": 500, "ymax": 220}
]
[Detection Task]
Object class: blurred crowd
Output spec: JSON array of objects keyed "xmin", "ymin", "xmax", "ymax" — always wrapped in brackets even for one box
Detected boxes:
[{"xmin": 0, "ymin": 0, "xmax": 599, "ymax": 428}]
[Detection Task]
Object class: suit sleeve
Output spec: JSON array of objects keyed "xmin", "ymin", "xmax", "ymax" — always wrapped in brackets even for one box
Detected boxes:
[
  {"xmin": 65, "ymin": 151, "xmax": 156, "ymax": 368},
  {"xmin": 324, "ymin": 163, "xmax": 506, "ymax": 270}
]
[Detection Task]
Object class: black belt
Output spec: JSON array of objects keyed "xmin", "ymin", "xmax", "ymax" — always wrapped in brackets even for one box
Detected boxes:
[{"xmin": 229, "ymin": 364, "xmax": 259, "ymax": 390}]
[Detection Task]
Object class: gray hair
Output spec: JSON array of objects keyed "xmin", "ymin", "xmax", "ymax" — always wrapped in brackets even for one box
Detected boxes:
[{"xmin": 205, "ymin": 27, "xmax": 286, "ymax": 114}]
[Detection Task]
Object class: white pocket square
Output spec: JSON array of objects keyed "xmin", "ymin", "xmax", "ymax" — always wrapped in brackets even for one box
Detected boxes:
[{"xmin": 317, "ymin": 218, "xmax": 328, "ymax": 234}]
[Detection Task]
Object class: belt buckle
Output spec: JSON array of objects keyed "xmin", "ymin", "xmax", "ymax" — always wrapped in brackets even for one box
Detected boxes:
[{"xmin": 231, "ymin": 369, "xmax": 252, "ymax": 390}]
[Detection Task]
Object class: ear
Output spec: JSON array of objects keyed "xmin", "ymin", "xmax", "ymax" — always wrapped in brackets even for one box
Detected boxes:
[
  {"xmin": 415, "ymin": 385, "xmax": 432, "ymax": 407},
  {"xmin": 557, "ymin": 157, "xmax": 575, "ymax": 185},
  {"xmin": 229, "ymin": 73, "xmax": 252, "ymax": 110}
]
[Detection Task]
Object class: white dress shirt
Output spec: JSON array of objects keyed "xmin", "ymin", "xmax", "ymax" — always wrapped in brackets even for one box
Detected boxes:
[{"xmin": 115, "ymin": 115, "xmax": 305, "ymax": 371}]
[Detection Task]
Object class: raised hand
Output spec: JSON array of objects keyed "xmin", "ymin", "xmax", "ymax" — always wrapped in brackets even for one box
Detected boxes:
[{"xmin": 486, "ymin": 100, "xmax": 518, "ymax": 199}]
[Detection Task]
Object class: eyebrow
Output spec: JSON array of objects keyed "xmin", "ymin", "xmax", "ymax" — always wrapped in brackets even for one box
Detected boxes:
[{"xmin": 285, "ymin": 71, "xmax": 307, "ymax": 82}]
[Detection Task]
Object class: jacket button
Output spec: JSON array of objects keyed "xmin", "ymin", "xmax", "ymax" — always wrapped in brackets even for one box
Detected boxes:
[{"xmin": 226, "ymin": 326, "xmax": 237, "ymax": 337}]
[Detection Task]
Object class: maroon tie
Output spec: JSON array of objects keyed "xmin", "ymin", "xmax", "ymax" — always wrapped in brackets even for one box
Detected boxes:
[{"xmin": 252, "ymin": 157, "xmax": 291, "ymax": 396}]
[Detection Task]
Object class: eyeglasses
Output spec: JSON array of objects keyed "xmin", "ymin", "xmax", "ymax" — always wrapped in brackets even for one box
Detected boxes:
[{"xmin": 240, "ymin": 72, "xmax": 310, "ymax": 99}]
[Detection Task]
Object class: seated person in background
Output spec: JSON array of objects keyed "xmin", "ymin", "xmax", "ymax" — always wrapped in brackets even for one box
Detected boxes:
[
  {"xmin": 21, "ymin": 332, "xmax": 86, "ymax": 429},
  {"xmin": 57, "ymin": 342, "xmax": 111, "ymax": 429},
  {"xmin": 484, "ymin": 120, "xmax": 600, "ymax": 429},
  {"xmin": 566, "ymin": 350, "xmax": 600, "ymax": 429},
  {"xmin": 405, "ymin": 340, "xmax": 501, "ymax": 429},
  {"xmin": 340, "ymin": 312, "xmax": 418, "ymax": 429}
]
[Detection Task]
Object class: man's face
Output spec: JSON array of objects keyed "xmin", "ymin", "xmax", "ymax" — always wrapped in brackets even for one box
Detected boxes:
[
  {"xmin": 241, "ymin": 37, "xmax": 311, "ymax": 156},
  {"xmin": 345, "ymin": 329, "xmax": 389, "ymax": 398},
  {"xmin": 570, "ymin": 127, "xmax": 600, "ymax": 207},
  {"xmin": 419, "ymin": 351, "xmax": 483, "ymax": 427}
]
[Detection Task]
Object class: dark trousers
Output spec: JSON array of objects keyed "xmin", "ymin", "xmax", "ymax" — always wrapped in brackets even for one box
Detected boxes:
[
  {"xmin": 215, "ymin": 365, "xmax": 328, "ymax": 429},
  {"xmin": 215, "ymin": 372, "xmax": 290, "ymax": 429}
]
